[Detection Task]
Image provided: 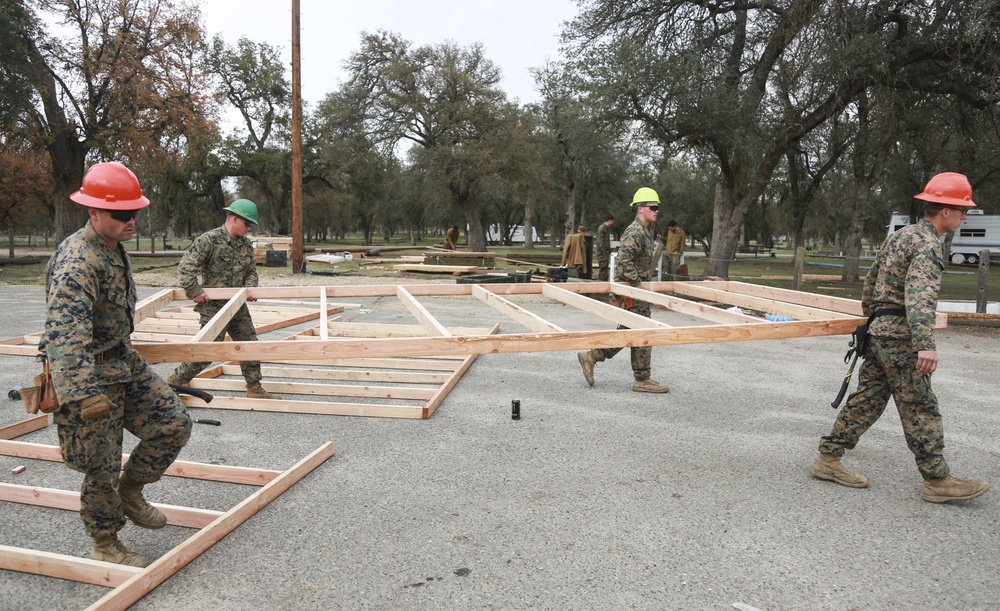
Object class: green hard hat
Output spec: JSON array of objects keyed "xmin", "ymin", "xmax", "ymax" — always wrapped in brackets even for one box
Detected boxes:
[
  {"xmin": 631, "ymin": 187, "xmax": 660, "ymax": 207},
  {"xmin": 223, "ymin": 199, "xmax": 259, "ymax": 224}
]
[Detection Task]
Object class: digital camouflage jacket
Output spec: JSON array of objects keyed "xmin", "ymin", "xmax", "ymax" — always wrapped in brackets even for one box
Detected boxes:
[
  {"xmin": 596, "ymin": 223, "xmax": 612, "ymax": 264},
  {"xmin": 43, "ymin": 222, "xmax": 137, "ymax": 403},
  {"xmin": 615, "ymin": 217, "xmax": 654, "ymax": 286},
  {"xmin": 178, "ymin": 226, "xmax": 258, "ymax": 305},
  {"xmin": 863, "ymin": 218, "xmax": 941, "ymax": 351}
]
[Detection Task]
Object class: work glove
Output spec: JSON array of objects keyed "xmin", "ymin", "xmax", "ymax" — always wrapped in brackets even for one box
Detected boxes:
[{"xmin": 78, "ymin": 394, "xmax": 114, "ymax": 422}]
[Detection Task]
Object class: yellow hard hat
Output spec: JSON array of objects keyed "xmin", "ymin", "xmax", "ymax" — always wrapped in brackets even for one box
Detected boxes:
[{"xmin": 631, "ymin": 187, "xmax": 659, "ymax": 207}]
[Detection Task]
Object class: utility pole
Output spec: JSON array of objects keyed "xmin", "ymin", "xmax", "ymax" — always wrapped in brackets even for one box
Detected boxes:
[{"xmin": 290, "ymin": 0, "xmax": 304, "ymax": 273}]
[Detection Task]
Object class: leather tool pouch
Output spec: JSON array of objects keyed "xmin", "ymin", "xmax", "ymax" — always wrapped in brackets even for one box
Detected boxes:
[{"xmin": 22, "ymin": 359, "xmax": 59, "ymax": 414}]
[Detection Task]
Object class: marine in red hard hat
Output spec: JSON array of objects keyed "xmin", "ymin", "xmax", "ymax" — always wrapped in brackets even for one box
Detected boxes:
[
  {"xmin": 913, "ymin": 172, "xmax": 977, "ymax": 209},
  {"xmin": 70, "ymin": 162, "xmax": 150, "ymax": 210}
]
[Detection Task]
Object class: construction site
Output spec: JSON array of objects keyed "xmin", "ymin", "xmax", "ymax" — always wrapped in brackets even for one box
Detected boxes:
[{"xmin": 0, "ymin": 275, "xmax": 997, "ymax": 610}]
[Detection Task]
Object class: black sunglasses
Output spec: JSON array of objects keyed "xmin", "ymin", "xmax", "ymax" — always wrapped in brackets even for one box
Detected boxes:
[
  {"xmin": 642, "ymin": 205, "xmax": 660, "ymax": 212},
  {"xmin": 108, "ymin": 209, "xmax": 140, "ymax": 222}
]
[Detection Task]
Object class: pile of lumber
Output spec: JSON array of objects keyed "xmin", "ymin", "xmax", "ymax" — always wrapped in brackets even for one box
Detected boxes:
[{"xmin": 422, "ymin": 251, "xmax": 495, "ymax": 267}]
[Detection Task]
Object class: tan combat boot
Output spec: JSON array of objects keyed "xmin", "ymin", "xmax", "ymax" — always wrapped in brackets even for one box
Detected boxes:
[
  {"xmin": 577, "ymin": 350, "xmax": 598, "ymax": 387},
  {"xmin": 246, "ymin": 382, "xmax": 281, "ymax": 400},
  {"xmin": 119, "ymin": 472, "xmax": 167, "ymax": 529},
  {"xmin": 922, "ymin": 476, "xmax": 989, "ymax": 503},
  {"xmin": 632, "ymin": 379, "xmax": 670, "ymax": 393},
  {"xmin": 810, "ymin": 453, "xmax": 869, "ymax": 488},
  {"xmin": 91, "ymin": 534, "xmax": 151, "ymax": 567}
]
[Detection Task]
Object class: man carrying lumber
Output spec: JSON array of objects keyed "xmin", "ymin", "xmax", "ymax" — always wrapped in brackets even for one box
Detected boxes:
[
  {"xmin": 43, "ymin": 162, "xmax": 192, "ymax": 567},
  {"xmin": 811, "ymin": 172, "xmax": 988, "ymax": 503},
  {"xmin": 166, "ymin": 199, "xmax": 281, "ymax": 400},
  {"xmin": 577, "ymin": 188, "xmax": 670, "ymax": 393}
]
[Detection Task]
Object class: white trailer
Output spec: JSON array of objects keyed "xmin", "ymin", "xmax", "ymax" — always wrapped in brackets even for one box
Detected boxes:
[{"xmin": 888, "ymin": 210, "xmax": 1000, "ymax": 264}]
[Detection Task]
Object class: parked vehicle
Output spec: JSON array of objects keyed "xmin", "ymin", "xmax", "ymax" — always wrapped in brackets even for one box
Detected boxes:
[{"xmin": 888, "ymin": 211, "xmax": 1000, "ymax": 264}]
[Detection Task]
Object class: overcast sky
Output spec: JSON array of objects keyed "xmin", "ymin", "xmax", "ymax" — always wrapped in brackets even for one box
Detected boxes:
[{"xmin": 200, "ymin": 0, "xmax": 581, "ymax": 109}]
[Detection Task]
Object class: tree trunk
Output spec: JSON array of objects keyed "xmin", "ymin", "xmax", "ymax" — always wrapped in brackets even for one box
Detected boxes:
[
  {"xmin": 703, "ymin": 173, "xmax": 754, "ymax": 278},
  {"xmin": 522, "ymin": 200, "xmax": 534, "ymax": 250},
  {"xmin": 459, "ymin": 193, "xmax": 487, "ymax": 253}
]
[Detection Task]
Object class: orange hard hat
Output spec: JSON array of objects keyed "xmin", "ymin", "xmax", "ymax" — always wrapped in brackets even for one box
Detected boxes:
[
  {"xmin": 70, "ymin": 162, "xmax": 150, "ymax": 210},
  {"xmin": 913, "ymin": 172, "xmax": 976, "ymax": 208}
]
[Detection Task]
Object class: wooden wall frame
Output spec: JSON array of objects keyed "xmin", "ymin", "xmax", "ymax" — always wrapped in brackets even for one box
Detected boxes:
[{"xmin": 0, "ymin": 416, "xmax": 334, "ymax": 610}]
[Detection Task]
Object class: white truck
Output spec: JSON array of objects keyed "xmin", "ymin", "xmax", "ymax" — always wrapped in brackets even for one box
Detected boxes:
[{"xmin": 888, "ymin": 210, "xmax": 1000, "ymax": 264}]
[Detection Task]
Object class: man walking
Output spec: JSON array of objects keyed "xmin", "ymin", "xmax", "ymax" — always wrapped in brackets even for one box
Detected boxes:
[
  {"xmin": 167, "ymin": 199, "xmax": 281, "ymax": 400},
  {"xmin": 596, "ymin": 214, "xmax": 614, "ymax": 281},
  {"xmin": 577, "ymin": 188, "xmax": 670, "ymax": 393},
  {"xmin": 44, "ymin": 162, "xmax": 192, "ymax": 567},
  {"xmin": 810, "ymin": 172, "xmax": 989, "ymax": 503}
]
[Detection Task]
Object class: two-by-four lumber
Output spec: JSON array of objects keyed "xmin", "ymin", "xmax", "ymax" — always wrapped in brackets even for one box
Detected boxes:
[
  {"xmin": 228, "ymin": 364, "xmax": 450, "ymax": 384},
  {"xmin": 0, "ymin": 482, "xmax": 222, "ymax": 529},
  {"xmin": 541, "ymin": 284, "xmax": 673, "ymax": 329},
  {"xmin": 0, "ymin": 414, "xmax": 49, "ymax": 440},
  {"xmin": 186, "ymin": 378, "xmax": 436, "ymax": 401},
  {"xmin": 85, "ymin": 441, "xmax": 335, "ymax": 611},
  {"xmin": 471, "ymin": 285, "xmax": 565, "ymax": 333},
  {"xmin": 0, "ymin": 544, "xmax": 140, "ymax": 587},
  {"xmin": 609, "ymin": 283, "xmax": 762, "ymax": 325},
  {"xmin": 135, "ymin": 318, "xmax": 862, "ymax": 364},
  {"xmin": 0, "ymin": 439, "xmax": 280, "ymax": 486},
  {"xmin": 177, "ymin": 395, "xmax": 427, "ymax": 419},
  {"xmin": 397, "ymin": 286, "xmax": 451, "ymax": 337},
  {"xmin": 669, "ymin": 282, "xmax": 858, "ymax": 321},
  {"xmin": 191, "ymin": 289, "xmax": 248, "ymax": 343}
]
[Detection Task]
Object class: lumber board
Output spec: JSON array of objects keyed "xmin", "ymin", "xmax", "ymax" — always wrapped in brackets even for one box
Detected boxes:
[
  {"xmin": 0, "ymin": 544, "xmax": 140, "ymax": 587},
  {"xmin": 670, "ymin": 282, "xmax": 857, "ymax": 320},
  {"xmin": 133, "ymin": 289, "xmax": 176, "ymax": 324},
  {"xmin": 258, "ymin": 357, "xmax": 465, "ymax": 370},
  {"xmin": 472, "ymin": 285, "xmax": 564, "ymax": 333},
  {"xmin": 234, "ymin": 364, "xmax": 450, "ymax": 384},
  {"xmin": 178, "ymin": 396, "xmax": 426, "ymax": 418},
  {"xmin": 423, "ymin": 322, "xmax": 499, "ymax": 418},
  {"xmin": 542, "ymin": 284, "xmax": 673, "ymax": 329},
  {"xmin": 0, "ymin": 440, "xmax": 280, "ymax": 486},
  {"xmin": 0, "ymin": 414, "xmax": 48, "ymax": 440},
  {"xmin": 85, "ymin": 441, "xmax": 335, "ymax": 611},
  {"xmin": 944, "ymin": 312, "xmax": 1000, "ymax": 327},
  {"xmin": 0, "ymin": 482, "xmax": 222, "ymax": 529},
  {"xmin": 397, "ymin": 285, "xmax": 451, "ymax": 336},
  {"xmin": 185, "ymin": 378, "xmax": 436, "ymax": 401},
  {"xmin": 609, "ymin": 283, "xmax": 762, "ymax": 325},
  {"xmin": 393, "ymin": 263, "xmax": 480, "ymax": 274},
  {"xmin": 191, "ymin": 289, "xmax": 247, "ymax": 343},
  {"xmin": 137, "ymin": 318, "xmax": 862, "ymax": 363},
  {"xmin": 308, "ymin": 322, "xmax": 491, "ymax": 338}
]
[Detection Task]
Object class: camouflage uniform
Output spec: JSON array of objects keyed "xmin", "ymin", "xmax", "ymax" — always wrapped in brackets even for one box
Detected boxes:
[
  {"xmin": 44, "ymin": 222, "xmax": 192, "ymax": 538},
  {"xmin": 594, "ymin": 216, "xmax": 654, "ymax": 381},
  {"xmin": 818, "ymin": 218, "xmax": 949, "ymax": 479},
  {"xmin": 596, "ymin": 223, "xmax": 612, "ymax": 282},
  {"xmin": 171, "ymin": 226, "xmax": 264, "ymax": 384}
]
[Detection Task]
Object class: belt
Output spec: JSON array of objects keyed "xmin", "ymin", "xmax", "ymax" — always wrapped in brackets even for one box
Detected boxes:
[{"xmin": 94, "ymin": 344, "xmax": 129, "ymax": 363}]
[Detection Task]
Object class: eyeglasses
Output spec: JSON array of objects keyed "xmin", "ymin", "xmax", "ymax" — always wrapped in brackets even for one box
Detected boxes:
[
  {"xmin": 108, "ymin": 209, "xmax": 140, "ymax": 223},
  {"xmin": 946, "ymin": 208, "xmax": 968, "ymax": 218},
  {"xmin": 642, "ymin": 205, "xmax": 659, "ymax": 212}
]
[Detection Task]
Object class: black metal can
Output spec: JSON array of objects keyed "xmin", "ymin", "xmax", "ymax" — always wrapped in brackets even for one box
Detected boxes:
[{"xmin": 511, "ymin": 399, "xmax": 521, "ymax": 420}]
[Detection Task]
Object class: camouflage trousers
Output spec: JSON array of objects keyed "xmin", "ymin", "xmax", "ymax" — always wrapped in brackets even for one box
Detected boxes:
[
  {"xmin": 665, "ymin": 253, "xmax": 683, "ymax": 280},
  {"xmin": 55, "ymin": 352, "xmax": 192, "ymax": 538},
  {"xmin": 819, "ymin": 337, "xmax": 948, "ymax": 479},
  {"xmin": 597, "ymin": 263, "xmax": 610, "ymax": 282},
  {"xmin": 171, "ymin": 301, "xmax": 263, "ymax": 385},
  {"xmin": 595, "ymin": 300, "xmax": 652, "ymax": 381}
]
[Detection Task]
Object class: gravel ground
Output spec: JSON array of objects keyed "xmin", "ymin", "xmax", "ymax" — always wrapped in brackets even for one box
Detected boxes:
[{"xmin": 0, "ymin": 274, "xmax": 997, "ymax": 610}]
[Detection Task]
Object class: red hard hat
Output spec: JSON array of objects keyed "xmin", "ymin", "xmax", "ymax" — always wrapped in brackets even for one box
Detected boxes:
[
  {"xmin": 70, "ymin": 162, "xmax": 150, "ymax": 210},
  {"xmin": 913, "ymin": 172, "xmax": 977, "ymax": 208}
]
